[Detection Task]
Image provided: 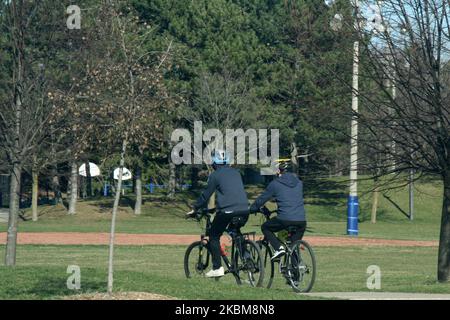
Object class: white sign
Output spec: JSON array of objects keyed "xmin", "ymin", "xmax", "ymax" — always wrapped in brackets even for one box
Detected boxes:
[
  {"xmin": 113, "ymin": 167, "xmax": 132, "ymax": 181},
  {"xmin": 78, "ymin": 162, "xmax": 101, "ymax": 177}
]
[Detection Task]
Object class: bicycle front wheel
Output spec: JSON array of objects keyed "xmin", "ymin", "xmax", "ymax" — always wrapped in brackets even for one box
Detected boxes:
[
  {"xmin": 257, "ymin": 240, "xmax": 275, "ymax": 289},
  {"xmin": 234, "ymin": 240, "xmax": 265, "ymax": 287},
  {"xmin": 184, "ymin": 241, "xmax": 212, "ymax": 279},
  {"xmin": 288, "ymin": 240, "xmax": 316, "ymax": 293}
]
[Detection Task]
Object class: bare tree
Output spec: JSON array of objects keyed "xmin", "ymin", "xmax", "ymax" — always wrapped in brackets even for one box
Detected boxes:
[
  {"xmin": 180, "ymin": 70, "xmax": 259, "ymax": 170},
  {"xmin": 0, "ymin": 0, "xmax": 75, "ymax": 265},
  {"xmin": 342, "ymin": 0, "xmax": 450, "ymax": 281},
  {"xmin": 79, "ymin": 1, "xmax": 175, "ymax": 293}
]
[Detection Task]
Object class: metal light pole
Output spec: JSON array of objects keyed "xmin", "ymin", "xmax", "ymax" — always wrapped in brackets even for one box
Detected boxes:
[
  {"xmin": 390, "ymin": 56, "xmax": 397, "ymax": 173},
  {"xmin": 327, "ymin": 0, "xmax": 385, "ymax": 235},
  {"xmin": 347, "ymin": 43, "xmax": 359, "ymax": 235},
  {"xmin": 400, "ymin": 25, "xmax": 414, "ymax": 221},
  {"xmin": 347, "ymin": 0, "xmax": 360, "ymax": 236},
  {"xmin": 409, "ymin": 168, "xmax": 414, "ymax": 220}
]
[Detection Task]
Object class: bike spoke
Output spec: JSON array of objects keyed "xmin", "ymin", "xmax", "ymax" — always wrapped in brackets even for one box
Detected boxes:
[{"xmin": 287, "ymin": 241, "xmax": 316, "ymax": 293}]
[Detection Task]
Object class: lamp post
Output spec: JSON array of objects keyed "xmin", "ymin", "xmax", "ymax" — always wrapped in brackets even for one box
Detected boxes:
[
  {"xmin": 397, "ymin": 24, "xmax": 414, "ymax": 221},
  {"xmin": 326, "ymin": 0, "xmax": 361, "ymax": 235},
  {"xmin": 348, "ymin": 17, "xmax": 360, "ymax": 235}
]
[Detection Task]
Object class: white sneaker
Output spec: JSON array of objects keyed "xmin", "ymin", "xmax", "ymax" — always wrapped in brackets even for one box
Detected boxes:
[
  {"xmin": 271, "ymin": 246, "xmax": 286, "ymax": 261},
  {"xmin": 205, "ymin": 267, "xmax": 225, "ymax": 278}
]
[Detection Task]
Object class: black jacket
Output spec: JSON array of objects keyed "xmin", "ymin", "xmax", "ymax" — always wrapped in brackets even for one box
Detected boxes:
[
  {"xmin": 250, "ymin": 172, "xmax": 306, "ymax": 221},
  {"xmin": 194, "ymin": 166, "xmax": 249, "ymax": 213}
]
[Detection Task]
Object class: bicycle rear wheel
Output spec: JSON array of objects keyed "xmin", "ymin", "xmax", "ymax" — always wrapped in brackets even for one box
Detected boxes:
[
  {"xmin": 184, "ymin": 241, "xmax": 212, "ymax": 278},
  {"xmin": 234, "ymin": 239, "xmax": 265, "ymax": 287},
  {"xmin": 288, "ymin": 240, "xmax": 316, "ymax": 293}
]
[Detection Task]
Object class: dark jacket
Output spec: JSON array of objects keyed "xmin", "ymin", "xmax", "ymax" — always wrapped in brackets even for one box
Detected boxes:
[
  {"xmin": 194, "ymin": 166, "xmax": 249, "ymax": 213},
  {"xmin": 250, "ymin": 172, "xmax": 306, "ymax": 221}
]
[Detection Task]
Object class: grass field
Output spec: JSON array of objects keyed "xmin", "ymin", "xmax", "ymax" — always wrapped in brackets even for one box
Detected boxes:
[
  {"xmin": 1, "ymin": 176, "xmax": 447, "ymax": 300},
  {"xmin": 0, "ymin": 244, "xmax": 448, "ymax": 299},
  {"xmin": 1, "ymin": 176, "xmax": 444, "ymax": 241}
]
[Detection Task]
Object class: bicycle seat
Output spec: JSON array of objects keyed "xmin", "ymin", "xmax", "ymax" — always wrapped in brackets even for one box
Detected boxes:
[
  {"xmin": 230, "ymin": 216, "xmax": 245, "ymax": 225},
  {"xmin": 225, "ymin": 217, "xmax": 245, "ymax": 236},
  {"xmin": 287, "ymin": 226, "xmax": 299, "ymax": 233}
]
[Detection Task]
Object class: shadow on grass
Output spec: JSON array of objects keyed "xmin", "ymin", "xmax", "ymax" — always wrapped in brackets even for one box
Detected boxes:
[
  {"xmin": 2, "ymin": 270, "xmax": 106, "ymax": 299},
  {"xmin": 88, "ymin": 191, "xmax": 197, "ymax": 214},
  {"xmin": 359, "ymin": 207, "xmax": 391, "ymax": 222},
  {"xmin": 304, "ymin": 178, "xmax": 347, "ymax": 201}
]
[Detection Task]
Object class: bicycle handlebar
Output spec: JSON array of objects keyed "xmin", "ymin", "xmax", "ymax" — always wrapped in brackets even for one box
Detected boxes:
[
  {"xmin": 185, "ymin": 207, "xmax": 216, "ymax": 220},
  {"xmin": 259, "ymin": 206, "xmax": 277, "ymax": 219}
]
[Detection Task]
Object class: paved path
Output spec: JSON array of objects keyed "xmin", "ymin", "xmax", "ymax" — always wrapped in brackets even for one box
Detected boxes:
[
  {"xmin": 0, "ymin": 209, "xmax": 8, "ymax": 223},
  {"xmin": 303, "ymin": 292, "xmax": 450, "ymax": 300},
  {"xmin": 0, "ymin": 232, "xmax": 439, "ymax": 247}
]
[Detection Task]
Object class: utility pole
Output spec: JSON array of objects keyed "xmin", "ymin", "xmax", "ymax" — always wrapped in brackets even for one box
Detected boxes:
[
  {"xmin": 347, "ymin": 0, "xmax": 360, "ymax": 236},
  {"xmin": 409, "ymin": 168, "xmax": 414, "ymax": 220},
  {"xmin": 390, "ymin": 53, "xmax": 397, "ymax": 172},
  {"xmin": 326, "ymin": 0, "xmax": 384, "ymax": 235}
]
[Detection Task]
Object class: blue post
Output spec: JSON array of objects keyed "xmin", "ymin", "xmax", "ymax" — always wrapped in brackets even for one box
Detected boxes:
[
  {"xmin": 347, "ymin": 195, "xmax": 359, "ymax": 235},
  {"xmin": 150, "ymin": 183, "xmax": 154, "ymax": 194},
  {"xmin": 103, "ymin": 183, "xmax": 109, "ymax": 197}
]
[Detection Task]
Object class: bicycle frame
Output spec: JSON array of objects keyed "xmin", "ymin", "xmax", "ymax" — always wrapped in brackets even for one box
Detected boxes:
[
  {"xmin": 191, "ymin": 210, "xmax": 249, "ymax": 279},
  {"xmin": 257, "ymin": 206, "xmax": 315, "ymax": 292}
]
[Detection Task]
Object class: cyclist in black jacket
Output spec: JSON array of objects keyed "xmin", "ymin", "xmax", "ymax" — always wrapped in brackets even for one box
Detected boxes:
[
  {"xmin": 188, "ymin": 149, "xmax": 249, "ymax": 277},
  {"xmin": 250, "ymin": 159, "xmax": 307, "ymax": 260}
]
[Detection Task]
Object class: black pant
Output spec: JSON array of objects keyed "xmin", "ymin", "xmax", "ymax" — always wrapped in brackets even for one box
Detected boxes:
[
  {"xmin": 261, "ymin": 218, "xmax": 306, "ymax": 251},
  {"xmin": 209, "ymin": 212, "xmax": 248, "ymax": 269}
]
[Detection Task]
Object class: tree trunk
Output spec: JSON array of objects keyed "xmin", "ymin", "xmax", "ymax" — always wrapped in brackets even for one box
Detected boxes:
[
  {"xmin": 81, "ymin": 174, "xmax": 86, "ymax": 198},
  {"xmin": 6, "ymin": 1, "xmax": 24, "ymax": 266},
  {"xmin": 291, "ymin": 142, "xmax": 299, "ymax": 175},
  {"xmin": 85, "ymin": 161, "xmax": 92, "ymax": 197},
  {"xmin": 134, "ymin": 166, "xmax": 142, "ymax": 215},
  {"xmin": 191, "ymin": 166, "xmax": 199, "ymax": 189},
  {"xmin": 32, "ymin": 170, "xmax": 38, "ymax": 222},
  {"xmin": 371, "ymin": 178, "xmax": 379, "ymax": 224},
  {"xmin": 437, "ymin": 172, "xmax": 450, "ymax": 282},
  {"xmin": 168, "ymin": 159, "xmax": 176, "ymax": 198},
  {"xmin": 107, "ymin": 137, "xmax": 128, "ymax": 294},
  {"xmin": 68, "ymin": 161, "xmax": 78, "ymax": 215},
  {"xmin": 5, "ymin": 164, "xmax": 21, "ymax": 266},
  {"xmin": 52, "ymin": 174, "xmax": 61, "ymax": 204}
]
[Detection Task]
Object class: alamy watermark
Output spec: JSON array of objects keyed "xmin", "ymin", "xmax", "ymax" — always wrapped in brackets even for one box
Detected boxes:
[
  {"xmin": 66, "ymin": 265, "xmax": 81, "ymax": 290},
  {"xmin": 366, "ymin": 265, "xmax": 381, "ymax": 290},
  {"xmin": 66, "ymin": 5, "xmax": 81, "ymax": 30},
  {"xmin": 170, "ymin": 121, "xmax": 279, "ymax": 175}
]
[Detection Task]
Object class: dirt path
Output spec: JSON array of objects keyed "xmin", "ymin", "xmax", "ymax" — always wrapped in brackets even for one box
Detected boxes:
[{"xmin": 0, "ymin": 232, "xmax": 438, "ymax": 247}]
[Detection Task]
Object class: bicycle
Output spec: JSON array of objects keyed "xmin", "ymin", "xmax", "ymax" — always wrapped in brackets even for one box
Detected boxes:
[
  {"xmin": 256, "ymin": 206, "xmax": 316, "ymax": 293},
  {"xmin": 184, "ymin": 207, "xmax": 265, "ymax": 287}
]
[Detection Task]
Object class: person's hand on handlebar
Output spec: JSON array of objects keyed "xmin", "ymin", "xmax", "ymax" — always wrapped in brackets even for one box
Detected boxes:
[
  {"xmin": 260, "ymin": 206, "xmax": 272, "ymax": 217},
  {"xmin": 186, "ymin": 206, "xmax": 215, "ymax": 219},
  {"xmin": 186, "ymin": 205, "xmax": 198, "ymax": 219}
]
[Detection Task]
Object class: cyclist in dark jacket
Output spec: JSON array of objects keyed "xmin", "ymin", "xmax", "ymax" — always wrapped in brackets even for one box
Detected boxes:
[
  {"xmin": 250, "ymin": 159, "xmax": 306, "ymax": 260},
  {"xmin": 189, "ymin": 149, "xmax": 249, "ymax": 277}
]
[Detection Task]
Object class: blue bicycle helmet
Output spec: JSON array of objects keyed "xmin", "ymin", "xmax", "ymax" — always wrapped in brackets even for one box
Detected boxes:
[{"xmin": 211, "ymin": 149, "xmax": 230, "ymax": 165}]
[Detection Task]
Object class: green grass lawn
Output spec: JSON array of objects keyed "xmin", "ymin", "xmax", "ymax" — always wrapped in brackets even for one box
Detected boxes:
[
  {"xmin": 0, "ymin": 244, "xmax": 448, "ymax": 299},
  {"xmin": 0, "ymin": 176, "xmax": 444, "ymax": 241}
]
